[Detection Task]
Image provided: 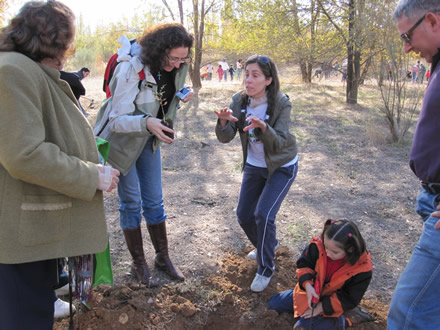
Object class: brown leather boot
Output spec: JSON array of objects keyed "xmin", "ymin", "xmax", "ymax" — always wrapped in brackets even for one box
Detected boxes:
[
  {"xmin": 122, "ymin": 227, "xmax": 158, "ymax": 287},
  {"xmin": 147, "ymin": 222, "xmax": 185, "ymax": 281}
]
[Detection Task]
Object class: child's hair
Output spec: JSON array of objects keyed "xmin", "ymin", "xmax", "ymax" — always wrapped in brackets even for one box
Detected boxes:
[{"xmin": 321, "ymin": 219, "xmax": 366, "ymax": 265}]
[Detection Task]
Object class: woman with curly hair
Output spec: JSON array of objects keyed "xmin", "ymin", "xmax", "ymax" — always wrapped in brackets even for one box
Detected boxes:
[
  {"xmin": 95, "ymin": 23, "xmax": 194, "ymax": 286},
  {"xmin": 214, "ymin": 55, "xmax": 298, "ymax": 292},
  {"xmin": 0, "ymin": 1, "xmax": 119, "ymax": 328}
]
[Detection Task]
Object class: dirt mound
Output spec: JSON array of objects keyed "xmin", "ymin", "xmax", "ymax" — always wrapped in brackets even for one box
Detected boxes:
[{"xmin": 55, "ymin": 247, "xmax": 387, "ymax": 329}]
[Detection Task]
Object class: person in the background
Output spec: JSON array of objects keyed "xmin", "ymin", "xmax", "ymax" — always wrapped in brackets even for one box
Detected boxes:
[
  {"xmin": 219, "ymin": 58, "xmax": 229, "ymax": 81},
  {"xmin": 94, "ymin": 23, "xmax": 193, "ymax": 286},
  {"xmin": 411, "ymin": 61, "xmax": 420, "ymax": 83},
  {"xmin": 419, "ymin": 63, "xmax": 426, "ymax": 83},
  {"xmin": 214, "ymin": 55, "xmax": 298, "ymax": 292},
  {"xmin": 229, "ymin": 64, "xmax": 235, "ymax": 81},
  {"xmin": 236, "ymin": 59, "xmax": 243, "ymax": 80},
  {"xmin": 217, "ymin": 64, "xmax": 224, "ymax": 82},
  {"xmin": 388, "ymin": 1, "xmax": 440, "ymax": 329},
  {"xmin": 60, "ymin": 70, "xmax": 88, "ymax": 116},
  {"xmin": 0, "ymin": 1, "xmax": 119, "ymax": 328},
  {"xmin": 74, "ymin": 67, "xmax": 90, "ymax": 80},
  {"xmin": 268, "ymin": 220, "xmax": 373, "ymax": 329},
  {"xmin": 207, "ymin": 62, "xmax": 213, "ymax": 80}
]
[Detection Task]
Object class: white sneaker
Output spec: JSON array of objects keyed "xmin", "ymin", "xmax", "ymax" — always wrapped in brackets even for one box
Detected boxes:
[
  {"xmin": 250, "ymin": 273, "xmax": 273, "ymax": 292},
  {"xmin": 55, "ymin": 283, "xmax": 69, "ymax": 296},
  {"xmin": 247, "ymin": 242, "xmax": 280, "ymax": 260},
  {"xmin": 54, "ymin": 298, "xmax": 75, "ymax": 319},
  {"xmin": 55, "ymin": 278, "xmax": 75, "ymax": 296}
]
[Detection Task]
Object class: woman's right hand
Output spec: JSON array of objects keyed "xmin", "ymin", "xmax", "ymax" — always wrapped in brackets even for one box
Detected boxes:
[
  {"xmin": 97, "ymin": 164, "xmax": 120, "ymax": 192},
  {"xmin": 304, "ymin": 281, "xmax": 319, "ymax": 309},
  {"xmin": 147, "ymin": 117, "xmax": 174, "ymax": 144},
  {"xmin": 146, "ymin": 117, "xmax": 174, "ymax": 144},
  {"xmin": 214, "ymin": 107, "xmax": 238, "ymax": 128}
]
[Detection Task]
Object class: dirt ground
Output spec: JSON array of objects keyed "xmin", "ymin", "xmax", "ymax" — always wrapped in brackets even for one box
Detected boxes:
[{"xmin": 55, "ymin": 73, "xmax": 423, "ymax": 329}]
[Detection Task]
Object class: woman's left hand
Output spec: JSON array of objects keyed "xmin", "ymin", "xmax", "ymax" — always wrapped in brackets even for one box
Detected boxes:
[
  {"xmin": 97, "ymin": 165, "xmax": 120, "ymax": 192},
  {"xmin": 243, "ymin": 115, "xmax": 267, "ymax": 134},
  {"xmin": 181, "ymin": 89, "xmax": 194, "ymax": 103},
  {"xmin": 301, "ymin": 302, "xmax": 323, "ymax": 319}
]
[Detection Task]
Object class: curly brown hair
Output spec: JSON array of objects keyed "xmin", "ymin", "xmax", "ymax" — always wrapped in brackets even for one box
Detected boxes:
[
  {"xmin": 138, "ymin": 23, "xmax": 194, "ymax": 73},
  {"xmin": 0, "ymin": 1, "xmax": 75, "ymax": 63}
]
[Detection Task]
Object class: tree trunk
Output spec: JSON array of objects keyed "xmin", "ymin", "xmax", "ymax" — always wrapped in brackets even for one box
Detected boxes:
[
  {"xmin": 189, "ymin": 0, "xmax": 203, "ymax": 88},
  {"xmin": 307, "ymin": 62, "xmax": 313, "ymax": 82},
  {"xmin": 359, "ymin": 56, "xmax": 372, "ymax": 86},
  {"xmin": 346, "ymin": 0, "xmax": 357, "ymax": 104},
  {"xmin": 300, "ymin": 61, "xmax": 309, "ymax": 83}
]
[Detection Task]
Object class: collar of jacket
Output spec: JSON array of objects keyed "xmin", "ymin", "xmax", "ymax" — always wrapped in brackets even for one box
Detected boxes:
[
  {"xmin": 430, "ymin": 49, "xmax": 440, "ymax": 75},
  {"xmin": 310, "ymin": 236, "xmax": 373, "ymax": 293}
]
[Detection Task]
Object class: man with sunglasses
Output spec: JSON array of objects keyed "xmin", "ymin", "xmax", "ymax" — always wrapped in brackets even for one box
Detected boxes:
[{"xmin": 388, "ymin": 1, "xmax": 440, "ymax": 329}]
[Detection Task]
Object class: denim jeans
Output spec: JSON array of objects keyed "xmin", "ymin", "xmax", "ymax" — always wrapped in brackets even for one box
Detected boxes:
[
  {"xmin": 387, "ymin": 189, "xmax": 440, "ymax": 330},
  {"xmin": 412, "ymin": 72, "xmax": 418, "ymax": 82},
  {"xmin": 237, "ymin": 162, "xmax": 298, "ymax": 277},
  {"xmin": 268, "ymin": 289, "xmax": 346, "ymax": 329},
  {"xmin": 118, "ymin": 137, "xmax": 166, "ymax": 229}
]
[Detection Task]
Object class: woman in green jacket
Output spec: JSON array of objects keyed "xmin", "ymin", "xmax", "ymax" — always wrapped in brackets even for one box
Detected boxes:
[
  {"xmin": 215, "ymin": 55, "xmax": 298, "ymax": 292},
  {"xmin": 0, "ymin": 1, "xmax": 119, "ymax": 328}
]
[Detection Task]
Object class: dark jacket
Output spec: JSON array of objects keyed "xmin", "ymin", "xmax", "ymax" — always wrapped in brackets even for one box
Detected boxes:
[
  {"xmin": 409, "ymin": 50, "xmax": 440, "ymax": 183},
  {"xmin": 293, "ymin": 236, "xmax": 373, "ymax": 318},
  {"xmin": 60, "ymin": 71, "xmax": 85, "ymax": 100}
]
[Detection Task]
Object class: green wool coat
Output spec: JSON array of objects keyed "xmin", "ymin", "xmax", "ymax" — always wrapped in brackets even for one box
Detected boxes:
[{"xmin": 0, "ymin": 52, "xmax": 108, "ymax": 264}]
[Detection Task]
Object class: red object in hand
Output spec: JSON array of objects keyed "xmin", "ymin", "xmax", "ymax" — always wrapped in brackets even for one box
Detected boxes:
[{"xmin": 311, "ymin": 278, "xmax": 320, "ymax": 308}]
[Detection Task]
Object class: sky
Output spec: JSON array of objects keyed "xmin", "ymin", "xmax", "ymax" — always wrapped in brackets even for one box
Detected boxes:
[{"xmin": 7, "ymin": 0, "xmax": 157, "ymax": 29}]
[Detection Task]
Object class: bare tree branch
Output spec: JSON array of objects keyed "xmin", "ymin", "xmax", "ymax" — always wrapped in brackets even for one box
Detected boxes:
[
  {"xmin": 204, "ymin": 0, "xmax": 215, "ymax": 16},
  {"xmin": 162, "ymin": 0, "xmax": 176, "ymax": 21},
  {"xmin": 316, "ymin": 0, "xmax": 348, "ymax": 45}
]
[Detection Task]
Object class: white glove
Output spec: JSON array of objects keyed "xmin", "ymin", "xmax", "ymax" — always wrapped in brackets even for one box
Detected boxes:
[{"xmin": 97, "ymin": 165, "xmax": 113, "ymax": 191}]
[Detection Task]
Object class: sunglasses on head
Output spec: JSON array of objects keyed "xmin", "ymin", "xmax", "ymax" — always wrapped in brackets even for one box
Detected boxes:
[
  {"xmin": 400, "ymin": 13, "xmax": 426, "ymax": 44},
  {"xmin": 247, "ymin": 54, "xmax": 271, "ymax": 69}
]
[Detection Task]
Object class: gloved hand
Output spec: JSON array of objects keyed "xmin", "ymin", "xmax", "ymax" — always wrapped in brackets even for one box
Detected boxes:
[{"xmin": 97, "ymin": 164, "xmax": 120, "ymax": 192}]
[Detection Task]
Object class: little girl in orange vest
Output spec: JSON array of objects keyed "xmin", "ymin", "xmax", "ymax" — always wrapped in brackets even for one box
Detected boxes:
[{"xmin": 269, "ymin": 219, "xmax": 373, "ymax": 329}]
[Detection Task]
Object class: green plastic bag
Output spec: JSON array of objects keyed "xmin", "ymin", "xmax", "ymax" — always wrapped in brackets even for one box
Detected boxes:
[
  {"xmin": 93, "ymin": 138, "xmax": 114, "ymax": 286},
  {"xmin": 96, "ymin": 137, "xmax": 110, "ymax": 165},
  {"xmin": 93, "ymin": 241, "xmax": 113, "ymax": 286}
]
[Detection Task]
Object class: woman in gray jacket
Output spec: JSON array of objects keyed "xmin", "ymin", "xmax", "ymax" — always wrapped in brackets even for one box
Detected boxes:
[
  {"xmin": 95, "ymin": 23, "xmax": 194, "ymax": 286},
  {"xmin": 0, "ymin": 1, "xmax": 119, "ymax": 328},
  {"xmin": 215, "ymin": 55, "xmax": 298, "ymax": 292}
]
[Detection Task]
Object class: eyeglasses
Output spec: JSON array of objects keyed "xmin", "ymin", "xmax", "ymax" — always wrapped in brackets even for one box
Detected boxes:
[
  {"xmin": 247, "ymin": 54, "xmax": 271, "ymax": 69},
  {"xmin": 167, "ymin": 55, "xmax": 191, "ymax": 65},
  {"xmin": 400, "ymin": 14, "xmax": 426, "ymax": 44}
]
